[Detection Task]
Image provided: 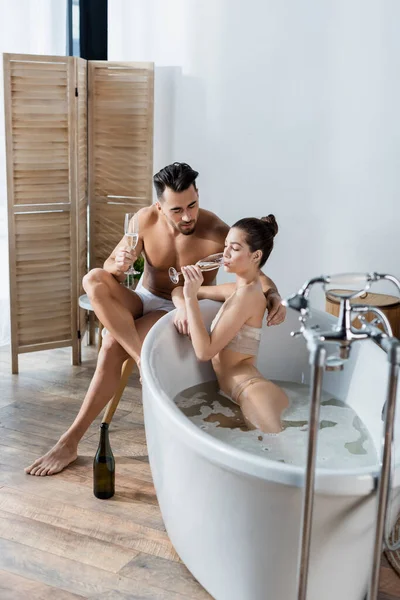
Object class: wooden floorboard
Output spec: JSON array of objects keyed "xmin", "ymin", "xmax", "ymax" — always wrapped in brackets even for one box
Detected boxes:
[
  {"xmin": 0, "ymin": 343, "xmax": 400, "ymax": 599},
  {"xmin": 0, "ymin": 568, "xmax": 85, "ymax": 600}
]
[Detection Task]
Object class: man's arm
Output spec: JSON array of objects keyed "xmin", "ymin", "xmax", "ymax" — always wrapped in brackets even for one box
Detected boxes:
[
  {"xmin": 259, "ymin": 272, "xmax": 277, "ymax": 294},
  {"xmin": 103, "ymin": 213, "xmax": 145, "ymax": 283},
  {"xmin": 259, "ymin": 272, "xmax": 286, "ymax": 326}
]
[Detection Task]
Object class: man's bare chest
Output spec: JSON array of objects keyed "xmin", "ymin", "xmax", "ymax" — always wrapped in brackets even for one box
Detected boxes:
[{"xmin": 143, "ymin": 233, "xmax": 223, "ymax": 271}]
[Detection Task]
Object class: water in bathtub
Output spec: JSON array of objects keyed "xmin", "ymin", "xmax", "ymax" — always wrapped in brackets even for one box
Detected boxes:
[{"xmin": 173, "ymin": 380, "xmax": 378, "ymax": 468}]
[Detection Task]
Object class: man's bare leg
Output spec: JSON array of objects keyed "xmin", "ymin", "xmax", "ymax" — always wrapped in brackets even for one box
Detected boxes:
[
  {"xmin": 25, "ymin": 310, "xmax": 165, "ymax": 476},
  {"xmin": 83, "ymin": 268, "xmax": 145, "ymax": 364}
]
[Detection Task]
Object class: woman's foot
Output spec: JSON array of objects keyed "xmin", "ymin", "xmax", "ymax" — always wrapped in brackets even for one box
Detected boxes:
[{"xmin": 25, "ymin": 437, "xmax": 78, "ymax": 476}]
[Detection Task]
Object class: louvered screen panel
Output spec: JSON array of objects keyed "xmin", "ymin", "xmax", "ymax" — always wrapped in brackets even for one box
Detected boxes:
[
  {"xmin": 75, "ymin": 58, "xmax": 88, "ymax": 343},
  {"xmin": 4, "ymin": 54, "xmax": 79, "ymax": 373},
  {"xmin": 88, "ymin": 61, "xmax": 154, "ymax": 268},
  {"xmin": 15, "ymin": 210, "xmax": 72, "ymax": 346}
]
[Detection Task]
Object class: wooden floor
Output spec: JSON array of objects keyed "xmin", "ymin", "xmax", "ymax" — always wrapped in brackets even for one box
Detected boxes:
[{"xmin": 0, "ymin": 343, "xmax": 400, "ymax": 600}]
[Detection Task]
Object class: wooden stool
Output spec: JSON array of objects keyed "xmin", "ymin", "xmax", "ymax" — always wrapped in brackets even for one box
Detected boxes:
[
  {"xmin": 78, "ymin": 294, "xmax": 103, "ymax": 352},
  {"xmin": 78, "ymin": 293, "xmax": 135, "ymax": 424},
  {"xmin": 102, "ymin": 358, "xmax": 135, "ymax": 424},
  {"xmin": 325, "ymin": 290, "xmax": 400, "ymax": 338}
]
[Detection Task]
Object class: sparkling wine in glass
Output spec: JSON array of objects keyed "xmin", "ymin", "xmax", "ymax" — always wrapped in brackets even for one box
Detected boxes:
[
  {"xmin": 124, "ymin": 213, "xmax": 140, "ymax": 276},
  {"xmin": 169, "ymin": 252, "xmax": 224, "ymax": 284}
]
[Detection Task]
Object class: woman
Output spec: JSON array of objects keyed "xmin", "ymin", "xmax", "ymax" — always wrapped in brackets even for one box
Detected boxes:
[{"xmin": 172, "ymin": 215, "xmax": 288, "ymax": 433}]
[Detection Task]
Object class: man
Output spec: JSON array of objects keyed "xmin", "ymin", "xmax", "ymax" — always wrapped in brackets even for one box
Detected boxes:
[{"xmin": 25, "ymin": 162, "xmax": 285, "ymax": 476}]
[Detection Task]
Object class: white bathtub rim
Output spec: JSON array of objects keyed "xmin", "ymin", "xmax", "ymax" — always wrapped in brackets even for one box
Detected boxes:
[{"xmin": 141, "ymin": 311, "xmax": 400, "ymax": 497}]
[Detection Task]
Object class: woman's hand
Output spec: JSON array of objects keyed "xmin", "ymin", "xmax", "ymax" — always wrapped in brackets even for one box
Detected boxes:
[
  {"xmin": 171, "ymin": 286, "xmax": 190, "ymax": 335},
  {"xmin": 174, "ymin": 307, "xmax": 190, "ymax": 335},
  {"xmin": 182, "ymin": 265, "xmax": 204, "ymax": 300}
]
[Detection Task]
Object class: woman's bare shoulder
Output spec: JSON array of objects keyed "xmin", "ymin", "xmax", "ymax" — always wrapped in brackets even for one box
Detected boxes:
[
  {"xmin": 235, "ymin": 284, "xmax": 267, "ymax": 313},
  {"xmin": 236, "ymin": 283, "xmax": 265, "ymax": 300}
]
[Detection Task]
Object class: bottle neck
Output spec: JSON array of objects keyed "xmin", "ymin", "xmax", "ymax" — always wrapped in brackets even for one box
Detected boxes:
[{"xmin": 99, "ymin": 422, "xmax": 111, "ymax": 454}]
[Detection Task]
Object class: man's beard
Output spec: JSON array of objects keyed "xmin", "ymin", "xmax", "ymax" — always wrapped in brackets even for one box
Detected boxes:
[{"xmin": 177, "ymin": 222, "xmax": 195, "ymax": 235}]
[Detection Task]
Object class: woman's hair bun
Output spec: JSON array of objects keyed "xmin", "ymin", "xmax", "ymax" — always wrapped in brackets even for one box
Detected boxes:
[{"xmin": 261, "ymin": 214, "xmax": 278, "ymax": 236}]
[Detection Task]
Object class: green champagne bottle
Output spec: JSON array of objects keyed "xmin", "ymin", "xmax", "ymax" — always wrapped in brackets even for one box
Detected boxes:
[{"xmin": 93, "ymin": 422, "xmax": 115, "ymax": 499}]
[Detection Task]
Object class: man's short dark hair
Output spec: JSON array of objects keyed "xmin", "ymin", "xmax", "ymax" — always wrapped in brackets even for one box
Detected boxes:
[{"xmin": 153, "ymin": 162, "xmax": 199, "ymax": 200}]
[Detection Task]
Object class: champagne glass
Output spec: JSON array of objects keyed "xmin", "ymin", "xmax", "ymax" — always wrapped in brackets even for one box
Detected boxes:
[
  {"xmin": 124, "ymin": 212, "xmax": 140, "ymax": 275},
  {"xmin": 169, "ymin": 252, "xmax": 224, "ymax": 284}
]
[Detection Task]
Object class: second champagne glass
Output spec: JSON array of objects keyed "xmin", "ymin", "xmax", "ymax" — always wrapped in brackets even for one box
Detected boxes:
[
  {"xmin": 124, "ymin": 212, "xmax": 140, "ymax": 275},
  {"xmin": 169, "ymin": 252, "xmax": 224, "ymax": 284}
]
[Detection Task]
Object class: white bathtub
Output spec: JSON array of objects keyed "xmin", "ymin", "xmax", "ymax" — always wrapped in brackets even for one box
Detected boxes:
[{"xmin": 141, "ymin": 300, "xmax": 400, "ymax": 600}]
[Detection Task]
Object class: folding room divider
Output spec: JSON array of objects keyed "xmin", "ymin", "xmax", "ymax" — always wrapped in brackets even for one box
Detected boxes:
[{"xmin": 3, "ymin": 53, "xmax": 154, "ymax": 373}]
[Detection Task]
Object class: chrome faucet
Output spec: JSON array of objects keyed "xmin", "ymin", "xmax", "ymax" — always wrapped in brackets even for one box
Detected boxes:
[
  {"xmin": 284, "ymin": 272, "xmax": 400, "ymax": 600},
  {"xmin": 285, "ymin": 272, "xmax": 393, "ymax": 357}
]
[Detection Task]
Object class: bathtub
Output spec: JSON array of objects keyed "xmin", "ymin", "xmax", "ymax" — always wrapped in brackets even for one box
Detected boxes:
[{"xmin": 141, "ymin": 300, "xmax": 400, "ymax": 600}]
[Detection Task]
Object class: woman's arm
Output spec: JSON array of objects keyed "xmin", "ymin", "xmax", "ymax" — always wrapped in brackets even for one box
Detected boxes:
[
  {"xmin": 172, "ymin": 282, "xmax": 234, "ymax": 306},
  {"xmin": 171, "ymin": 283, "xmax": 232, "ymax": 335},
  {"xmin": 171, "ymin": 286, "xmax": 185, "ymax": 309},
  {"xmin": 171, "ymin": 286, "xmax": 190, "ymax": 335},
  {"xmin": 196, "ymin": 283, "xmax": 234, "ymax": 302},
  {"xmin": 182, "ymin": 266, "xmax": 252, "ymax": 362}
]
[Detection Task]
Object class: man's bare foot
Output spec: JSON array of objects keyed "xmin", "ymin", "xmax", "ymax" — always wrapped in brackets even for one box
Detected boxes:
[{"xmin": 25, "ymin": 438, "xmax": 78, "ymax": 476}]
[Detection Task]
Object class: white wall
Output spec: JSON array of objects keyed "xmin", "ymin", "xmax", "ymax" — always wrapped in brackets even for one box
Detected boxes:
[
  {"xmin": 0, "ymin": 0, "xmax": 67, "ymax": 345},
  {"xmin": 109, "ymin": 0, "xmax": 400, "ymax": 302}
]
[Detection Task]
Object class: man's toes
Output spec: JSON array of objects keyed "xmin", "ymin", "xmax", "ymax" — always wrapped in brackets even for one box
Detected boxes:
[
  {"xmin": 47, "ymin": 465, "xmax": 60, "ymax": 476},
  {"xmin": 25, "ymin": 462, "xmax": 38, "ymax": 474},
  {"xmin": 31, "ymin": 465, "xmax": 43, "ymax": 476}
]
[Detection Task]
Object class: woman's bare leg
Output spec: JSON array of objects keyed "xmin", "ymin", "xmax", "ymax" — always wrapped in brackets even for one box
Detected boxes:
[
  {"xmin": 25, "ymin": 311, "xmax": 165, "ymax": 476},
  {"xmin": 237, "ymin": 379, "xmax": 289, "ymax": 434}
]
